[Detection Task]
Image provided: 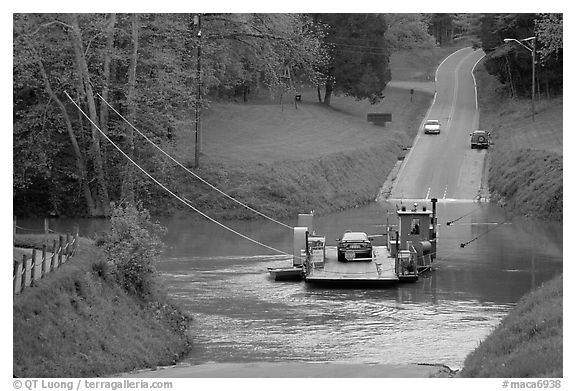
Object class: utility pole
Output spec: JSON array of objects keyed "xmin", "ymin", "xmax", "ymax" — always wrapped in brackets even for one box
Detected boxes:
[{"xmin": 194, "ymin": 14, "xmax": 202, "ymax": 168}]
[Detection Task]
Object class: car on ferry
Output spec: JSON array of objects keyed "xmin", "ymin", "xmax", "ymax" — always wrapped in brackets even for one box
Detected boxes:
[
  {"xmin": 470, "ymin": 130, "xmax": 491, "ymax": 149},
  {"xmin": 337, "ymin": 231, "xmax": 373, "ymax": 262}
]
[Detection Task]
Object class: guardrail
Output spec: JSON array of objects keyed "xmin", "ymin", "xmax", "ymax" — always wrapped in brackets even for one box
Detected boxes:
[{"xmin": 13, "ymin": 233, "xmax": 79, "ymax": 295}]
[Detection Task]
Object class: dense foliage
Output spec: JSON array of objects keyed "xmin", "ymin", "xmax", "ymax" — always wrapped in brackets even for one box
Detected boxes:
[
  {"xmin": 20, "ymin": 13, "xmax": 552, "ymax": 219},
  {"xmin": 100, "ymin": 203, "xmax": 166, "ymax": 298},
  {"xmin": 477, "ymin": 13, "xmax": 563, "ymax": 99},
  {"xmin": 13, "ymin": 13, "xmax": 328, "ymax": 217}
]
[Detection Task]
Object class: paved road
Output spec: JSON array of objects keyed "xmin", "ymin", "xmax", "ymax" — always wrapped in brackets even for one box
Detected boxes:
[{"xmin": 390, "ymin": 47, "xmax": 486, "ymax": 202}]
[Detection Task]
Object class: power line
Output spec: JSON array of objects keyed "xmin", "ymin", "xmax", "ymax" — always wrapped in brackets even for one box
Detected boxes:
[{"xmin": 65, "ymin": 91, "xmax": 292, "ymax": 257}]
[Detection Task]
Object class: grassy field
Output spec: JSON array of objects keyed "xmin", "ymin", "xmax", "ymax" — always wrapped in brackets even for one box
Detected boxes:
[
  {"xmin": 153, "ymin": 85, "xmax": 433, "ymax": 220},
  {"xmin": 13, "ymin": 234, "xmax": 191, "ymax": 377},
  {"xmin": 460, "ymin": 275, "xmax": 562, "ymax": 377},
  {"xmin": 154, "ymin": 44, "xmax": 474, "ymax": 219}
]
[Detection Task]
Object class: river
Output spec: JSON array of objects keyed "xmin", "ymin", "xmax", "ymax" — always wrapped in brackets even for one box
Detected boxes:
[{"xmin": 22, "ymin": 200, "xmax": 562, "ymax": 369}]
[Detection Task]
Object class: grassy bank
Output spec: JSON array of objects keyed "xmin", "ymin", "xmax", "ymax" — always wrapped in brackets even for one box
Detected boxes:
[
  {"xmin": 460, "ymin": 60, "xmax": 563, "ymax": 378},
  {"xmin": 153, "ymin": 81, "xmax": 434, "ymax": 220},
  {"xmin": 152, "ymin": 43, "xmax": 479, "ymax": 220},
  {"xmin": 474, "ymin": 65, "xmax": 563, "ymax": 221},
  {"xmin": 13, "ymin": 233, "xmax": 191, "ymax": 377},
  {"xmin": 460, "ymin": 275, "xmax": 562, "ymax": 377}
]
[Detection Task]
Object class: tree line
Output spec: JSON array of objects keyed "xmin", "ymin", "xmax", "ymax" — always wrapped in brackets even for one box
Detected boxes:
[
  {"xmin": 475, "ymin": 13, "xmax": 563, "ymax": 99},
  {"xmin": 16, "ymin": 14, "xmax": 561, "ymax": 218},
  {"xmin": 13, "ymin": 13, "xmax": 438, "ymax": 217}
]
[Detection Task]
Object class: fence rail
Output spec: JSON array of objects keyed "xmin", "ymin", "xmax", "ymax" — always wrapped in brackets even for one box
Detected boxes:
[{"xmin": 13, "ymin": 232, "xmax": 79, "ymax": 295}]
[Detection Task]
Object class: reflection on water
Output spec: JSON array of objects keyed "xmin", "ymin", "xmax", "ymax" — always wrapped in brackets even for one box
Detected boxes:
[
  {"xmin": 157, "ymin": 201, "xmax": 562, "ymax": 368},
  {"xmin": 21, "ymin": 201, "xmax": 562, "ymax": 368}
]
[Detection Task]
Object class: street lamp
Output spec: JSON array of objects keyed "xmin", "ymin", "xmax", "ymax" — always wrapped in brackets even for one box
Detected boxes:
[{"xmin": 504, "ymin": 37, "xmax": 536, "ymax": 121}]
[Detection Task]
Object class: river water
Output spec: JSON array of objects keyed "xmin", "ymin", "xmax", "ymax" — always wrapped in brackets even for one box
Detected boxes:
[{"xmin": 24, "ymin": 200, "xmax": 562, "ymax": 369}]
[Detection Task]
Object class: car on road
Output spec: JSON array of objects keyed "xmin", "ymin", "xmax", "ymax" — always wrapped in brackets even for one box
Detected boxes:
[
  {"xmin": 337, "ymin": 231, "xmax": 373, "ymax": 262},
  {"xmin": 423, "ymin": 119, "xmax": 441, "ymax": 134},
  {"xmin": 470, "ymin": 130, "xmax": 491, "ymax": 149}
]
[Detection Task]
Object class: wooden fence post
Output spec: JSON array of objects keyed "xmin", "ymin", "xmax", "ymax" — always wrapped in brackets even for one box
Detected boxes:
[
  {"xmin": 44, "ymin": 218, "xmax": 49, "ymax": 234},
  {"xmin": 51, "ymin": 240, "xmax": 57, "ymax": 272},
  {"xmin": 30, "ymin": 249, "xmax": 37, "ymax": 287},
  {"xmin": 41, "ymin": 244, "xmax": 47, "ymax": 277},
  {"xmin": 13, "ymin": 260, "xmax": 22, "ymax": 294},
  {"xmin": 65, "ymin": 233, "xmax": 71, "ymax": 262},
  {"xmin": 58, "ymin": 236, "xmax": 63, "ymax": 268},
  {"xmin": 21, "ymin": 254, "xmax": 27, "ymax": 292}
]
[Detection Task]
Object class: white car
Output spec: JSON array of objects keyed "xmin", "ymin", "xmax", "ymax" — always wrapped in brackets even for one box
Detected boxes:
[{"xmin": 424, "ymin": 119, "xmax": 441, "ymax": 134}]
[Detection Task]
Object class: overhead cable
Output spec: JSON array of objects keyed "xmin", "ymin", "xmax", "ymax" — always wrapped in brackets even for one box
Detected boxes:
[
  {"xmin": 97, "ymin": 92, "xmax": 294, "ymax": 230},
  {"xmin": 64, "ymin": 91, "xmax": 292, "ymax": 257}
]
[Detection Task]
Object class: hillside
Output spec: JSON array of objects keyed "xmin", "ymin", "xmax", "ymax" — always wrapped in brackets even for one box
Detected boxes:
[
  {"xmin": 474, "ymin": 65, "xmax": 563, "ymax": 221},
  {"xmin": 460, "ymin": 59, "xmax": 563, "ymax": 379},
  {"xmin": 13, "ymin": 235, "xmax": 191, "ymax": 377},
  {"xmin": 460, "ymin": 275, "xmax": 562, "ymax": 377},
  {"xmin": 151, "ymin": 43, "xmax": 480, "ymax": 219}
]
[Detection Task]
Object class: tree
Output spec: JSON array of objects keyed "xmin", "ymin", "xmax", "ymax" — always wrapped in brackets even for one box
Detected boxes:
[
  {"xmin": 428, "ymin": 14, "xmax": 455, "ymax": 45},
  {"xmin": 203, "ymin": 14, "xmax": 327, "ymax": 101},
  {"xmin": 14, "ymin": 14, "xmax": 101, "ymax": 216},
  {"xmin": 476, "ymin": 13, "xmax": 562, "ymax": 99},
  {"xmin": 535, "ymin": 14, "xmax": 563, "ymax": 98},
  {"xmin": 13, "ymin": 13, "xmax": 328, "ymax": 217},
  {"xmin": 121, "ymin": 13, "xmax": 139, "ymax": 204},
  {"xmin": 535, "ymin": 13, "xmax": 562, "ymax": 60},
  {"xmin": 68, "ymin": 14, "xmax": 111, "ymax": 216},
  {"xmin": 316, "ymin": 14, "xmax": 391, "ymax": 105},
  {"xmin": 383, "ymin": 14, "xmax": 435, "ymax": 50}
]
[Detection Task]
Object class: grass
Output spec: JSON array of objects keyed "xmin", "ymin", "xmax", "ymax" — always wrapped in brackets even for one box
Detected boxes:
[
  {"xmin": 146, "ymin": 42, "xmax": 475, "ymax": 220},
  {"xmin": 13, "ymin": 234, "xmax": 191, "ymax": 377},
  {"xmin": 474, "ymin": 64, "xmax": 563, "ymax": 221},
  {"xmin": 459, "ymin": 58, "xmax": 563, "ymax": 379},
  {"xmin": 153, "ymin": 79, "xmax": 434, "ymax": 219},
  {"xmin": 460, "ymin": 275, "xmax": 562, "ymax": 378}
]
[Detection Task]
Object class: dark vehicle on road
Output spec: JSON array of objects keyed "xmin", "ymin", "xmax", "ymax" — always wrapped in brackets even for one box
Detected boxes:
[
  {"xmin": 337, "ymin": 231, "xmax": 373, "ymax": 262},
  {"xmin": 470, "ymin": 130, "xmax": 491, "ymax": 149},
  {"xmin": 424, "ymin": 119, "xmax": 441, "ymax": 134}
]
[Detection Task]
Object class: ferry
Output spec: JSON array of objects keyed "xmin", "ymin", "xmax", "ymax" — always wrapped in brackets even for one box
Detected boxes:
[{"xmin": 268, "ymin": 198, "xmax": 438, "ymax": 287}]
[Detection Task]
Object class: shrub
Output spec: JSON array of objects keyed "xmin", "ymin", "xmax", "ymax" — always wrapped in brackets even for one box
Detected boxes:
[{"xmin": 102, "ymin": 202, "xmax": 167, "ymax": 298}]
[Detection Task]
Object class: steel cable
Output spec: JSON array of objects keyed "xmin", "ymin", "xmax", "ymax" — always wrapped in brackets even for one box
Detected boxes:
[
  {"xmin": 96, "ymin": 93, "xmax": 294, "ymax": 230},
  {"xmin": 65, "ymin": 91, "xmax": 292, "ymax": 257}
]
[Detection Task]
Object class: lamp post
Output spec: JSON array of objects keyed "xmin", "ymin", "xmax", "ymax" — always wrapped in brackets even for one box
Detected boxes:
[
  {"xmin": 193, "ymin": 14, "xmax": 202, "ymax": 168},
  {"xmin": 504, "ymin": 37, "xmax": 536, "ymax": 121}
]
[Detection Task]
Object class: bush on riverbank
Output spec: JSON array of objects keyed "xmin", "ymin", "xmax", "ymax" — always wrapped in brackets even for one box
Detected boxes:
[
  {"xmin": 460, "ymin": 275, "xmax": 562, "ymax": 377},
  {"xmin": 13, "ymin": 205, "xmax": 191, "ymax": 377}
]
